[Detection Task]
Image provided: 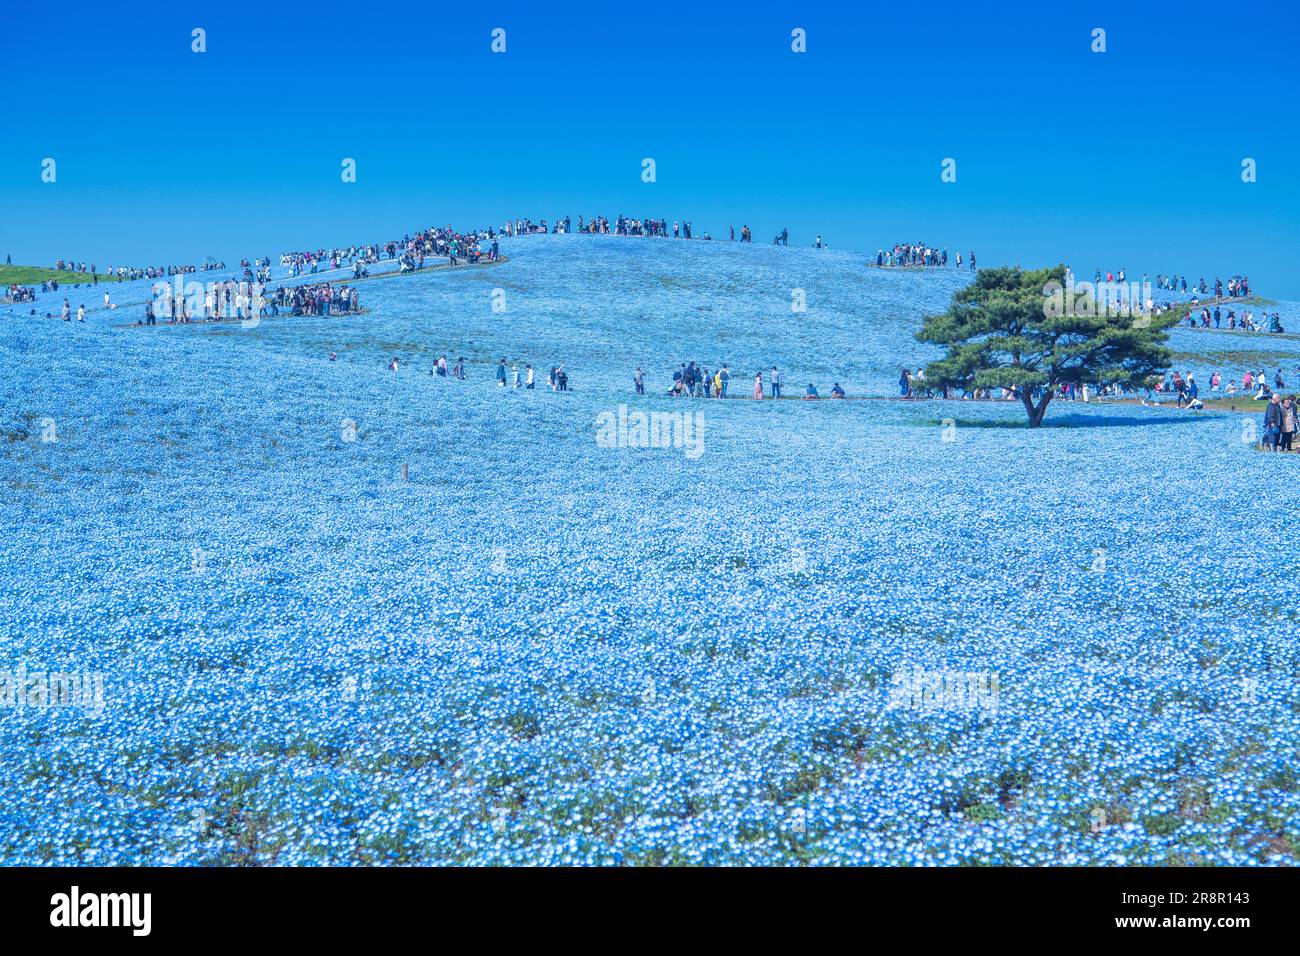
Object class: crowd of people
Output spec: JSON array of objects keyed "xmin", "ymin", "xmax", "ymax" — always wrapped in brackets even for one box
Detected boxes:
[
  {"xmin": 283, "ymin": 245, "xmax": 382, "ymax": 277},
  {"xmin": 899, "ymin": 367, "xmax": 1136, "ymax": 404},
  {"xmin": 52, "ymin": 260, "xmax": 220, "ymax": 281},
  {"xmin": 504, "ymin": 215, "xmax": 866, "ymax": 248},
  {"xmin": 873, "ymin": 243, "xmax": 973, "ymax": 269},
  {"xmin": 667, "ymin": 361, "xmax": 734, "ymax": 397},
  {"xmin": 134, "ymin": 279, "xmax": 361, "ymax": 325},
  {"xmin": 653, "ymin": 362, "xmax": 845, "ymax": 401},
  {"xmin": 1094, "ymin": 271, "xmax": 1251, "ymax": 299},
  {"xmin": 1187, "ymin": 367, "xmax": 1298, "ymax": 402},
  {"xmin": 276, "ymin": 282, "xmax": 360, "ymax": 317},
  {"xmin": 1178, "ymin": 304, "xmax": 1285, "ymax": 334},
  {"xmin": 277, "ymin": 222, "xmax": 506, "ymax": 280},
  {"xmin": 498, "ymin": 215, "xmax": 779, "ymax": 244},
  {"xmin": 4, "ymin": 284, "xmax": 36, "ymax": 303},
  {"xmin": 499, "ymin": 215, "xmax": 701, "ymax": 239},
  {"xmin": 380, "ymin": 354, "xmax": 570, "ymax": 392}
]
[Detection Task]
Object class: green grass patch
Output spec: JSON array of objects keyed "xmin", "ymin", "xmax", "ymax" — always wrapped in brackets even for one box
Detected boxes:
[
  {"xmin": 0, "ymin": 264, "xmax": 121, "ymax": 288},
  {"xmin": 1169, "ymin": 349, "xmax": 1299, "ymax": 367}
]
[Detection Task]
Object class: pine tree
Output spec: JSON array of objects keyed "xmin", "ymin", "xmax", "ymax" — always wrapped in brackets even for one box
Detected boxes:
[{"xmin": 915, "ymin": 265, "xmax": 1175, "ymax": 426}]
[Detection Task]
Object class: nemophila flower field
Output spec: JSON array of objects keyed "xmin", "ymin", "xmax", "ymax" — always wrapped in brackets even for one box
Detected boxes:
[{"xmin": 2, "ymin": 236, "xmax": 1298, "ymax": 865}]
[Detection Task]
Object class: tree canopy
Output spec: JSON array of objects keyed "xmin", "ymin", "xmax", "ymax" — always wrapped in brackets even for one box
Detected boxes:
[{"xmin": 915, "ymin": 265, "xmax": 1176, "ymax": 426}]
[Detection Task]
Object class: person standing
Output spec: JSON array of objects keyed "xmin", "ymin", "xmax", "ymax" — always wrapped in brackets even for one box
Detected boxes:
[
  {"xmin": 497, "ymin": 358, "xmax": 508, "ymax": 387},
  {"xmin": 1282, "ymin": 396, "xmax": 1298, "ymax": 452},
  {"xmin": 525, "ymin": 364, "xmax": 534, "ymax": 389},
  {"xmin": 76, "ymin": 304, "xmax": 86, "ymax": 323},
  {"xmin": 770, "ymin": 366, "xmax": 781, "ymax": 398},
  {"xmin": 634, "ymin": 366, "xmax": 645, "ymax": 395},
  {"xmin": 1264, "ymin": 393, "xmax": 1284, "ymax": 451},
  {"xmin": 62, "ymin": 298, "xmax": 70, "ymax": 322},
  {"xmin": 753, "ymin": 371, "xmax": 764, "ymax": 400},
  {"xmin": 720, "ymin": 364, "xmax": 730, "ymax": 397}
]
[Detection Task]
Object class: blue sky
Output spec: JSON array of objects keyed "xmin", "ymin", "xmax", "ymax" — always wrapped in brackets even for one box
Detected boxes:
[{"xmin": 4, "ymin": 1, "xmax": 1298, "ymax": 294}]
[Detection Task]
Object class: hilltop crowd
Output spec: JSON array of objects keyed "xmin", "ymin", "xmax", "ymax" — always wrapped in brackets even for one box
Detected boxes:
[
  {"xmin": 283, "ymin": 226, "xmax": 498, "ymax": 278},
  {"xmin": 1091, "ymin": 270, "xmax": 1251, "ymax": 299},
  {"xmin": 498, "ymin": 215, "xmax": 774, "ymax": 245},
  {"xmin": 52, "ymin": 260, "xmax": 223, "ymax": 281},
  {"xmin": 498, "ymin": 216, "xmax": 694, "ymax": 238},
  {"xmin": 873, "ymin": 244, "xmax": 973, "ymax": 269}
]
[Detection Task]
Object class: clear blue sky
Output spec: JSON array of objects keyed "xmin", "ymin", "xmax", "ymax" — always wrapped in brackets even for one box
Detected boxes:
[{"xmin": 4, "ymin": 1, "xmax": 1298, "ymax": 294}]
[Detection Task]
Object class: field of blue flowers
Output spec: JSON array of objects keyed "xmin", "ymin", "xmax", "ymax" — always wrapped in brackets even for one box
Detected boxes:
[{"xmin": 2, "ymin": 236, "xmax": 1298, "ymax": 865}]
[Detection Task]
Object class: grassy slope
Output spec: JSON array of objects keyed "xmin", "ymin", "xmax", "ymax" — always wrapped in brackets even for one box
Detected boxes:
[{"xmin": 0, "ymin": 265, "xmax": 121, "ymax": 287}]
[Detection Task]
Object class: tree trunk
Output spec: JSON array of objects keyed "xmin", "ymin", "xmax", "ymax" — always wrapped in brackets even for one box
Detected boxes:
[{"xmin": 1022, "ymin": 391, "xmax": 1053, "ymax": 427}]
